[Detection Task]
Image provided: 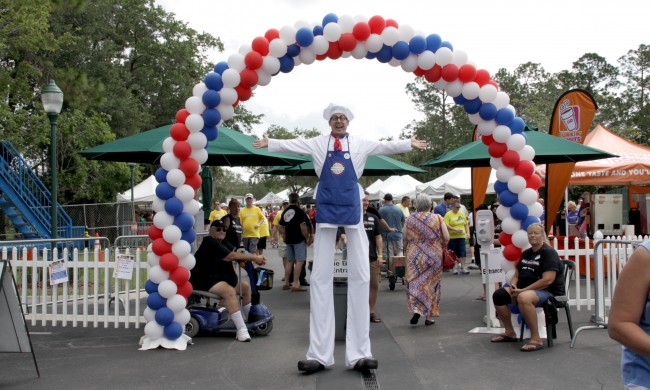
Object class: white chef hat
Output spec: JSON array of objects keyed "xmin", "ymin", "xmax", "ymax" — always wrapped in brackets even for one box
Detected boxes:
[{"xmin": 323, "ymin": 103, "xmax": 354, "ymax": 121}]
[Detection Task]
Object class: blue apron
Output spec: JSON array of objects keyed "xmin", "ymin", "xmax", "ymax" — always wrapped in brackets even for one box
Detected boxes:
[{"xmin": 315, "ymin": 135, "xmax": 360, "ymax": 225}]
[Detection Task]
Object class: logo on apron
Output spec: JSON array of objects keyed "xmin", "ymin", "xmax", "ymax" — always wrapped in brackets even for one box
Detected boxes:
[
  {"xmin": 331, "ymin": 162, "xmax": 345, "ymax": 175},
  {"xmin": 344, "ymin": 153, "xmax": 350, "ymax": 159}
]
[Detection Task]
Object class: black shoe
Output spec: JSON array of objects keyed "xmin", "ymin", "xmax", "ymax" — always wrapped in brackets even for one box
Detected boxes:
[
  {"xmin": 354, "ymin": 358, "xmax": 378, "ymax": 373},
  {"xmin": 410, "ymin": 313, "xmax": 420, "ymax": 325},
  {"xmin": 298, "ymin": 359, "xmax": 324, "ymax": 374},
  {"xmin": 299, "ymin": 280, "xmax": 310, "ymax": 286},
  {"xmin": 425, "ymin": 319, "xmax": 435, "ymax": 326}
]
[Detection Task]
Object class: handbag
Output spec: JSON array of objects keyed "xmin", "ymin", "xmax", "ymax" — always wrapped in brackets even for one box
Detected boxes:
[{"xmin": 442, "ymin": 249, "xmax": 457, "ymax": 270}]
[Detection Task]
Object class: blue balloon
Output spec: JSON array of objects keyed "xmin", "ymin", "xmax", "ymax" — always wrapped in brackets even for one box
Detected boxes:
[
  {"xmin": 213, "ymin": 61, "xmax": 228, "ymax": 75},
  {"xmin": 295, "ymin": 27, "xmax": 314, "ymax": 47},
  {"xmin": 145, "ymin": 280, "xmax": 159, "ymax": 294},
  {"xmin": 287, "ymin": 44, "xmax": 300, "ymax": 57},
  {"xmin": 453, "ymin": 95, "xmax": 467, "ymax": 105},
  {"xmin": 510, "ymin": 117, "xmax": 526, "ymax": 134},
  {"xmin": 494, "ymin": 180, "xmax": 508, "ymax": 194},
  {"xmin": 376, "ymin": 45, "xmax": 393, "ymax": 63},
  {"xmin": 322, "ymin": 13, "xmax": 338, "ymax": 26},
  {"xmin": 392, "ymin": 41, "xmax": 410, "ymax": 60},
  {"xmin": 365, "ymin": 51, "xmax": 377, "ymax": 59},
  {"xmin": 154, "ymin": 168, "xmax": 168, "ymax": 183},
  {"xmin": 163, "ymin": 322, "xmax": 184, "ymax": 340},
  {"xmin": 155, "ymin": 182, "xmax": 176, "ymax": 200},
  {"xmin": 202, "ymin": 108, "xmax": 221, "ymax": 127},
  {"xmin": 155, "ymin": 307, "xmax": 175, "ymax": 327},
  {"xmin": 204, "ymin": 72, "xmax": 223, "ymax": 91},
  {"xmin": 409, "ymin": 35, "xmax": 427, "ymax": 54},
  {"xmin": 522, "ymin": 216, "xmax": 541, "ymax": 231},
  {"xmin": 312, "ymin": 25, "xmax": 324, "ymax": 36},
  {"xmin": 441, "ymin": 41, "xmax": 454, "ymax": 51},
  {"xmin": 174, "ymin": 212, "xmax": 194, "ymax": 232},
  {"xmin": 425, "ymin": 34, "xmax": 442, "ymax": 52},
  {"xmin": 496, "ymin": 108, "xmax": 515, "ymax": 125},
  {"xmin": 510, "ymin": 202, "xmax": 530, "ymax": 221},
  {"xmin": 202, "ymin": 125, "xmax": 218, "ymax": 142},
  {"xmin": 278, "ymin": 54, "xmax": 294, "ymax": 73},
  {"xmin": 510, "ymin": 304, "xmax": 520, "ymax": 314},
  {"xmin": 181, "ymin": 228, "xmax": 196, "ymax": 244},
  {"xmin": 164, "ymin": 197, "xmax": 184, "ymax": 217},
  {"xmin": 147, "ymin": 292, "xmax": 166, "ymax": 310},
  {"xmin": 479, "ymin": 103, "xmax": 498, "ymax": 121},
  {"xmin": 202, "ymin": 90, "xmax": 221, "ymax": 108},
  {"xmin": 464, "ymin": 98, "xmax": 482, "ymax": 115},
  {"xmin": 499, "ymin": 190, "xmax": 518, "ymax": 207}
]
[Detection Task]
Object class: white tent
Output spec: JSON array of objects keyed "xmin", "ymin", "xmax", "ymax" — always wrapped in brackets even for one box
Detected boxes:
[
  {"xmin": 254, "ymin": 192, "xmax": 285, "ymax": 205},
  {"xmin": 117, "ymin": 175, "xmax": 158, "ymax": 203},
  {"xmin": 367, "ymin": 175, "xmax": 423, "ymax": 201},
  {"xmin": 274, "ymin": 189, "xmax": 290, "ymax": 201},
  {"xmin": 416, "ymin": 167, "xmax": 497, "ymax": 198},
  {"xmin": 365, "ymin": 179, "xmax": 384, "ymax": 194}
]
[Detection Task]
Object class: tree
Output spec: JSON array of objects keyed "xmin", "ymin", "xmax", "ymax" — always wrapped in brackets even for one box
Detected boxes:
[{"xmin": 618, "ymin": 44, "xmax": 650, "ymax": 145}]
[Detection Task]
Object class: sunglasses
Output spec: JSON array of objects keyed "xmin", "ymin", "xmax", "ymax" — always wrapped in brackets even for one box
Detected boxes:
[{"xmin": 212, "ymin": 227, "xmax": 227, "ymax": 232}]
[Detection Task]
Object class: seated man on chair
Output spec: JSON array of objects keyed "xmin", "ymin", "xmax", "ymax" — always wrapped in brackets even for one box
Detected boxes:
[
  {"xmin": 190, "ymin": 220, "xmax": 267, "ymax": 342},
  {"xmin": 490, "ymin": 222, "xmax": 565, "ymax": 352}
]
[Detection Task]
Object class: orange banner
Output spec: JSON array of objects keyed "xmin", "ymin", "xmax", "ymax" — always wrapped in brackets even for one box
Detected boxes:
[
  {"xmin": 472, "ymin": 126, "xmax": 491, "ymax": 213},
  {"xmin": 545, "ymin": 89, "xmax": 598, "ymax": 233}
]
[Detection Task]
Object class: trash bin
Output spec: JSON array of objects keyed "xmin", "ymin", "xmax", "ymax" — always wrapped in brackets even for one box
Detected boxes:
[{"xmin": 333, "ymin": 277, "xmax": 347, "ymax": 341}]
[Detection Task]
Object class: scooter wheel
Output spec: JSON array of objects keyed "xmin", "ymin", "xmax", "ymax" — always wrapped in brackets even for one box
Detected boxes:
[
  {"xmin": 254, "ymin": 320, "xmax": 273, "ymax": 336},
  {"xmin": 185, "ymin": 317, "xmax": 200, "ymax": 338}
]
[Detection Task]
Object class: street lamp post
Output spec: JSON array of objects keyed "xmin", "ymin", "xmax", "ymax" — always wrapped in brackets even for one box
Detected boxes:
[
  {"xmin": 128, "ymin": 162, "xmax": 136, "ymax": 231},
  {"xmin": 41, "ymin": 80, "xmax": 64, "ymax": 239}
]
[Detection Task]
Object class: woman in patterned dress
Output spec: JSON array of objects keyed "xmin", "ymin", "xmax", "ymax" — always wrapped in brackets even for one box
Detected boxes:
[{"xmin": 403, "ymin": 194, "xmax": 450, "ymax": 326}]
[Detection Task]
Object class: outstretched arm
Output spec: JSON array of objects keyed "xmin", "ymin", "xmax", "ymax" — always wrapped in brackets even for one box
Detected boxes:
[
  {"xmin": 411, "ymin": 136, "xmax": 429, "ymax": 150},
  {"xmin": 253, "ymin": 135, "xmax": 269, "ymax": 149}
]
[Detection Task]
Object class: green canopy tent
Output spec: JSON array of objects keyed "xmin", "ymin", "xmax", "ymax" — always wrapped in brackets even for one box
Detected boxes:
[{"xmin": 263, "ymin": 155, "xmax": 426, "ymax": 176}]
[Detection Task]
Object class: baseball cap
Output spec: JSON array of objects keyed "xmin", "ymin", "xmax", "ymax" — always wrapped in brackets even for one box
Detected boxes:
[
  {"xmin": 245, "ymin": 193, "xmax": 254, "ymax": 199},
  {"xmin": 210, "ymin": 219, "xmax": 226, "ymax": 229},
  {"xmin": 383, "ymin": 193, "xmax": 393, "ymax": 201},
  {"xmin": 282, "ymin": 200, "xmax": 289, "ymax": 205},
  {"xmin": 220, "ymin": 203, "xmax": 227, "ymax": 207}
]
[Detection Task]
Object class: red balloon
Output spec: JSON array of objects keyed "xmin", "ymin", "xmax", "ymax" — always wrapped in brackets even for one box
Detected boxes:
[
  {"xmin": 385, "ymin": 19, "xmax": 399, "ymax": 28},
  {"xmin": 458, "ymin": 64, "xmax": 477, "ymax": 83},
  {"xmin": 501, "ymin": 150, "xmax": 521, "ymax": 168},
  {"xmin": 177, "ymin": 281, "xmax": 193, "ymax": 299},
  {"xmin": 244, "ymin": 51, "xmax": 263, "ymax": 71},
  {"xmin": 152, "ymin": 238, "xmax": 172, "ymax": 256},
  {"xmin": 526, "ymin": 174, "xmax": 542, "ymax": 190},
  {"xmin": 159, "ymin": 253, "xmax": 179, "ymax": 271},
  {"xmin": 503, "ymin": 244, "xmax": 522, "ymax": 262},
  {"xmin": 234, "ymin": 85, "xmax": 252, "ymax": 101},
  {"xmin": 413, "ymin": 67, "xmax": 425, "ymax": 77},
  {"xmin": 179, "ymin": 158, "xmax": 199, "ymax": 177},
  {"xmin": 487, "ymin": 79, "xmax": 499, "ymax": 90},
  {"xmin": 185, "ymin": 173, "xmax": 202, "ymax": 190},
  {"xmin": 368, "ymin": 15, "xmax": 386, "ymax": 34},
  {"xmin": 264, "ymin": 28, "xmax": 280, "ymax": 41},
  {"xmin": 316, "ymin": 53, "xmax": 327, "ymax": 61},
  {"xmin": 175, "ymin": 109, "xmax": 190, "ymax": 124},
  {"xmin": 173, "ymin": 141, "xmax": 192, "ymax": 160},
  {"xmin": 514, "ymin": 160, "xmax": 535, "ymax": 178},
  {"xmin": 499, "ymin": 232, "xmax": 512, "ymax": 247},
  {"xmin": 239, "ymin": 69, "xmax": 258, "ymax": 88},
  {"xmin": 338, "ymin": 32, "xmax": 357, "ymax": 52},
  {"xmin": 170, "ymin": 123, "xmax": 189, "ymax": 141},
  {"xmin": 481, "ymin": 134, "xmax": 494, "ymax": 146},
  {"xmin": 326, "ymin": 41, "xmax": 343, "ymax": 59},
  {"xmin": 148, "ymin": 225, "xmax": 163, "ymax": 240},
  {"xmin": 352, "ymin": 22, "xmax": 371, "ymax": 41},
  {"xmin": 423, "ymin": 65, "xmax": 442, "ymax": 82},
  {"xmin": 474, "ymin": 69, "xmax": 491, "ymax": 86},
  {"xmin": 441, "ymin": 64, "xmax": 459, "ymax": 82},
  {"xmin": 488, "ymin": 142, "xmax": 507, "ymax": 158},
  {"xmin": 170, "ymin": 266, "xmax": 190, "ymax": 286},
  {"xmin": 251, "ymin": 36, "xmax": 270, "ymax": 56}
]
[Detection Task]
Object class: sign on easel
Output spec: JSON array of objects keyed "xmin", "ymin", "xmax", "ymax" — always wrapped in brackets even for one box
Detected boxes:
[{"xmin": 0, "ymin": 260, "xmax": 40, "ymax": 377}]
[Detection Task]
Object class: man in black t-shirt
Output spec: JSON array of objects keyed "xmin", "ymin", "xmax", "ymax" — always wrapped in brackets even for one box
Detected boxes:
[
  {"xmin": 279, "ymin": 192, "xmax": 313, "ymax": 291},
  {"xmin": 221, "ymin": 198, "xmax": 243, "ymax": 249},
  {"xmin": 363, "ymin": 192, "xmax": 384, "ymax": 323}
]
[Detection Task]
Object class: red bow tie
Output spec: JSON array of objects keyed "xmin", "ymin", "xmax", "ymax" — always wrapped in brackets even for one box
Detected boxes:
[{"xmin": 331, "ymin": 132, "xmax": 345, "ymax": 151}]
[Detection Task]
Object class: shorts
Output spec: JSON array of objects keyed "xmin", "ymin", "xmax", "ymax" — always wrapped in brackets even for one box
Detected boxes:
[
  {"xmin": 287, "ymin": 241, "xmax": 307, "ymax": 262},
  {"xmin": 504, "ymin": 284, "xmax": 554, "ymax": 307},
  {"xmin": 383, "ymin": 240, "xmax": 403, "ymax": 259},
  {"xmin": 370, "ymin": 260, "xmax": 381, "ymax": 289},
  {"xmin": 242, "ymin": 237, "xmax": 259, "ymax": 254},
  {"xmin": 257, "ymin": 236, "xmax": 267, "ymax": 250},
  {"xmin": 207, "ymin": 274, "xmax": 238, "ymax": 289},
  {"xmin": 448, "ymin": 238, "xmax": 466, "ymax": 258},
  {"xmin": 469, "ymin": 226, "xmax": 476, "ymax": 246},
  {"xmin": 277, "ymin": 241, "xmax": 287, "ymax": 258}
]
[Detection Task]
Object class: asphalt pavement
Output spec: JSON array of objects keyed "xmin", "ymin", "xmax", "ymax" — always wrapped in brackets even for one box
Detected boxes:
[{"xmin": 1, "ymin": 246, "xmax": 623, "ymax": 390}]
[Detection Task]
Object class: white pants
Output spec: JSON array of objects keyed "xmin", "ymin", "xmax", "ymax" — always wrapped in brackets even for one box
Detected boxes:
[{"xmin": 306, "ymin": 223, "xmax": 372, "ymax": 367}]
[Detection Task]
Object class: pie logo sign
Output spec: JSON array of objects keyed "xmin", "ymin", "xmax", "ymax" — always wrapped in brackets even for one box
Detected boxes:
[{"xmin": 331, "ymin": 162, "xmax": 345, "ymax": 175}]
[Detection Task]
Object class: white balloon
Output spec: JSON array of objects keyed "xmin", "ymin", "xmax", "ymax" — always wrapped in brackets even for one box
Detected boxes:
[
  {"xmin": 506, "ymin": 133, "xmax": 527, "ymax": 151},
  {"xmin": 256, "ymin": 69, "xmax": 272, "ymax": 86},
  {"xmin": 292, "ymin": 55, "xmax": 302, "ymax": 67},
  {"xmin": 144, "ymin": 320, "xmax": 165, "ymax": 338},
  {"xmin": 512, "ymin": 230, "xmax": 530, "ymax": 249},
  {"xmin": 172, "ymin": 240, "xmax": 192, "ymax": 258},
  {"xmin": 192, "ymin": 82, "xmax": 207, "ymax": 98},
  {"xmin": 506, "ymin": 104, "xmax": 517, "ymax": 117},
  {"xmin": 490, "ymin": 157, "xmax": 504, "ymax": 170},
  {"xmin": 217, "ymin": 103, "xmax": 235, "ymax": 122},
  {"xmin": 147, "ymin": 252, "xmax": 160, "ymax": 267},
  {"xmin": 445, "ymin": 80, "xmax": 463, "ymax": 97},
  {"xmin": 461, "ymin": 82, "xmax": 480, "ymax": 100},
  {"xmin": 187, "ymin": 132, "xmax": 207, "ymax": 150},
  {"xmin": 351, "ymin": 41, "xmax": 367, "ymax": 59},
  {"xmin": 477, "ymin": 120, "xmax": 497, "ymax": 136},
  {"xmin": 501, "ymin": 217, "xmax": 521, "ymax": 234},
  {"xmin": 166, "ymin": 169, "xmax": 185, "ymax": 188},
  {"xmin": 166, "ymin": 294, "xmax": 187, "ymax": 313},
  {"xmin": 452, "ymin": 50, "xmax": 468, "ymax": 67},
  {"xmin": 507, "ymin": 176, "xmax": 527, "ymax": 194},
  {"xmin": 268, "ymin": 38, "xmax": 288, "ymax": 58},
  {"xmin": 397, "ymin": 25, "xmax": 415, "ymax": 42},
  {"xmin": 179, "ymin": 254, "xmax": 196, "ymax": 270},
  {"xmin": 433, "ymin": 79, "xmax": 447, "ymax": 90},
  {"xmin": 380, "ymin": 26, "xmax": 399, "ymax": 46},
  {"xmin": 298, "ymin": 47, "xmax": 316, "ymax": 64},
  {"xmin": 148, "ymin": 265, "xmax": 169, "ymax": 284},
  {"xmin": 479, "ymin": 84, "xmax": 498, "ymax": 103},
  {"xmin": 493, "ymin": 91, "xmax": 510, "ymax": 109},
  {"xmin": 175, "ymin": 185, "xmax": 195, "ymax": 202},
  {"xmin": 400, "ymin": 53, "xmax": 418, "ymax": 72},
  {"xmin": 293, "ymin": 19, "xmax": 310, "ymax": 30},
  {"xmin": 279, "ymin": 25, "xmax": 297, "ymax": 45},
  {"xmin": 311, "ymin": 35, "xmax": 329, "ymax": 55},
  {"xmin": 388, "ymin": 58, "xmax": 401, "ymax": 67},
  {"xmin": 416, "ymin": 50, "xmax": 435, "ymax": 70},
  {"xmin": 143, "ymin": 307, "xmax": 156, "ymax": 322},
  {"xmin": 153, "ymin": 211, "xmax": 174, "ymax": 230},
  {"xmin": 162, "ymin": 137, "xmax": 175, "ymax": 153},
  {"xmin": 365, "ymin": 34, "xmax": 383, "ymax": 52},
  {"xmin": 185, "ymin": 114, "xmax": 204, "ymax": 133},
  {"xmin": 323, "ymin": 22, "xmax": 341, "ymax": 42},
  {"xmin": 519, "ymin": 145, "xmax": 536, "ymax": 161},
  {"xmin": 519, "ymin": 188, "xmax": 539, "ymax": 205},
  {"xmin": 468, "ymin": 113, "xmax": 483, "ymax": 125},
  {"xmin": 227, "ymin": 53, "xmax": 245, "ymax": 72},
  {"xmin": 530, "ymin": 202, "xmax": 544, "ymax": 218},
  {"xmin": 496, "ymin": 205, "xmax": 511, "ymax": 221},
  {"xmin": 163, "ymin": 225, "xmax": 182, "ymax": 244},
  {"xmin": 190, "ymin": 148, "xmax": 208, "ymax": 165},
  {"xmin": 492, "ymin": 125, "xmax": 512, "ymax": 143},
  {"xmin": 434, "ymin": 47, "xmax": 453, "ymax": 66},
  {"xmin": 500, "ymin": 257, "xmax": 516, "ymax": 283},
  {"xmin": 158, "ymin": 280, "xmax": 178, "ymax": 298},
  {"xmin": 185, "ymin": 96, "xmax": 204, "ymax": 115},
  {"xmin": 337, "ymin": 15, "xmax": 355, "ymax": 33},
  {"xmin": 152, "ymin": 197, "xmax": 165, "ymax": 213},
  {"xmin": 184, "ymin": 199, "xmax": 202, "ymax": 216},
  {"xmin": 160, "ymin": 152, "xmax": 180, "ymax": 171},
  {"xmin": 496, "ymin": 166, "xmax": 515, "ymax": 182},
  {"xmin": 174, "ymin": 309, "xmax": 191, "ymax": 325},
  {"xmin": 221, "ymin": 69, "xmax": 240, "ymax": 88}
]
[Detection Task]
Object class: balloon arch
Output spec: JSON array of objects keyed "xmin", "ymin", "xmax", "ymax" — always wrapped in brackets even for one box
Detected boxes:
[{"xmin": 139, "ymin": 13, "xmax": 543, "ymax": 350}]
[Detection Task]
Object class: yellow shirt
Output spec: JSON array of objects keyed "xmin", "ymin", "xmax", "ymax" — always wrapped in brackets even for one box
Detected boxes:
[
  {"xmin": 398, "ymin": 204, "xmax": 410, "ymax": 218},
  {"xmin": 208, "ymin": 209, "xmax": 227, "ymax": 222},
  {"xmin": 239, "ymin": 206, "xmax": 264, "ymax": 238},
  {"xmin": 444, "ymin": 210, "xmax": 468, "ymax": 239},
  {"xmin": 259, "ymin": 216, "xmax": 270, "ymax": 238},
  {"xmin": 272, "ymin": 211, "xmax": 284, "ymax": 242}
]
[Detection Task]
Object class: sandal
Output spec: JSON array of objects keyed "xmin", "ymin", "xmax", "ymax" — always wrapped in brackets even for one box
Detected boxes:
[
  {"xmin": 491, "ymin": 334, "xmax": 518, "ymax": 343},
  {"xmin": 370, "ymin": 313, "xmax": 382, "ymax": 323},
  {"xmin": 520, "ymin": 342, "xmax": 544, "ymax": 352}
]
